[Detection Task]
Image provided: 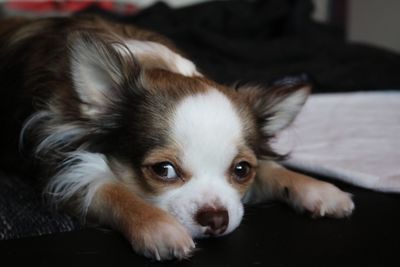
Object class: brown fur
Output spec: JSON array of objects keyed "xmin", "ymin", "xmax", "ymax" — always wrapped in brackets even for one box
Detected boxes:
[
  {"xmin": 250, "ymin": 161, "xmax": 354, "ymax": 218},
  {"xmin": 90, "ymin": 182, "xmax": 194, "ymax": 260}
]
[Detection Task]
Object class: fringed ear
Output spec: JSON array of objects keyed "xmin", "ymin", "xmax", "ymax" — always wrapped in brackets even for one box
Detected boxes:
[
  {"xmin": 238, "ymin": 79, "xmax": 311, "ymax": 137},
  {"xmin": 68, "ymin": 32, "xmax": 141, "ymax": 116}
]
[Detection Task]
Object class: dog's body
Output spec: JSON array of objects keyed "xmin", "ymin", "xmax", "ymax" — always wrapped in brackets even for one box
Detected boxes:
[{"xmin": 0, "ymin": 16, "xmax": 354, "ymax": 260}]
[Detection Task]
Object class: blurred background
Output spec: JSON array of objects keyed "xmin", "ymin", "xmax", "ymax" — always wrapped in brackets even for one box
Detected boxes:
[{"xmin": 1, "ymin": 0, "xmax": 399, "ymax": 53}]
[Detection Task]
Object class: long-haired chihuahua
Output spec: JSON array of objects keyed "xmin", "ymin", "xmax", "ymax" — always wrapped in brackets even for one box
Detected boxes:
[{"xmin": 0, "ymin": 15, "xmax": 354, "ymax": 260}]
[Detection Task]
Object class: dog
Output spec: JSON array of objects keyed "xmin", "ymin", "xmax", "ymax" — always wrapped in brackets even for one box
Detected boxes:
[{"xmin": 0, "ymin": 15, "xmax": 354, "ymax": 260}]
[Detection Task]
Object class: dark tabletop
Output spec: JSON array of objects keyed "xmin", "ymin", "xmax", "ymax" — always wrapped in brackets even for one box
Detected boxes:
[{"xmin": 2, "ymin": 177, "xmax": 400, "ymax": 267}]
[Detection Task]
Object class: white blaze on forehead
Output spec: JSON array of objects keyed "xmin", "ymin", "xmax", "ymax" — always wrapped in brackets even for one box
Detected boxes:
[{"xmin": 172, "ymin": 89, "xmax": 243, "ymax": 176}]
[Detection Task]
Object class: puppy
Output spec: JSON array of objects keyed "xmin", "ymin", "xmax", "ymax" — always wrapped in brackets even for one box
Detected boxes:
[{"xmin": 0, "ymin": 15, "xmax": 354, "ymax": 260}]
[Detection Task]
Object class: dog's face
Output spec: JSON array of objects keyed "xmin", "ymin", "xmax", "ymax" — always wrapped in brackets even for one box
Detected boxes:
[
  {"xmin": 140, "ymin": 88, "xmax": 257, "ymax": 237},
  {"xmin": 66, "ymin": 32, "xmax": 310, "ymax": 238}
]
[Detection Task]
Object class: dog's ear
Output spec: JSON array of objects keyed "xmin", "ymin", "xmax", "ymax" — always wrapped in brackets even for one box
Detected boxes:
[
  {"xmin": 238, "ymin": 80, "xmax": 311, "ymax": 136},
  {"xmin": 69, "ymin": 32, "xmax": 141, "ymax": 116}
]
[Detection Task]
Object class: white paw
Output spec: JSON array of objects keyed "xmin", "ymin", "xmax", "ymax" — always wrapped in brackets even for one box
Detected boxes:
[
  {"xmin": 131, "ymin": 218, "xmax": 195, "ymax": 261},
  {"xmin": 292, "ymin": 182, "xmax": 355, "ymax": 218}
]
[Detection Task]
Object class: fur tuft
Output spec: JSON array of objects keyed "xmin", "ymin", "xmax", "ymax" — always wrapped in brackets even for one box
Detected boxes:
[
  {"xmin": 45, "ymin": 152, "xmax": 115, "ymax": 216},
  {"xmin": 19, "ymin": 110, "xmax": 88, "ymax": 160}
]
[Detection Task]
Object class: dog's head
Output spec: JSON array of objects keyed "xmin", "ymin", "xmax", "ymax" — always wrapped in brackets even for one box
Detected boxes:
[{"xmin": 67, "ymin": 32, "xmax": 310, "ymax": 238}]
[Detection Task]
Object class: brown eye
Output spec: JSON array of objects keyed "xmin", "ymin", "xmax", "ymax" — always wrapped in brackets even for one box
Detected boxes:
[
  {"xmin": 151, "ymin": 162, "xmax": 179, "ymax": 181},
  {"xmin": 233, "ymin": 161, "xmax": 251, "ymax": 182}
]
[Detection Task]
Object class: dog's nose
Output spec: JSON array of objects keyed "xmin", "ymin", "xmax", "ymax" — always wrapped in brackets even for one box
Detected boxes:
[{"xmin": 195, "ymin": 207, "xmax": 229, "ymax": 236}]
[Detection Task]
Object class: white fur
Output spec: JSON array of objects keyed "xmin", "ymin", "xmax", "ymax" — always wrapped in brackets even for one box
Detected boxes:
[
  {"xmin": 72, "ymin": 60, "xmax": 111, "ymax": 109},
  {"xmin": 46, "ymin": 152, "xmax": 115, "ymax": 216},
  {"xmin": 291, "ymin": 179, "xmax": 355, "ymax": 218},
  {"xmin": 20, "ymin": 111, "xmax": 86, "ymax": 157},
  {"xmin": 19, "ymin": 111, "xmax": 51, "ymax": 151},
  {"xmin": 137, "ymin": 219, "xmax": 195, "ymax": 261},
  {"xmin": 123, "ymin": 40, "xmax": 199, "ymax": 76},
  {"xmin": 263, "ymin": 89, "xmax": 309, "ymax": 134},
  {"xmin": 35, "ymin": 124, "xmax": 86, "ymax": 156},
  {"xmin": 151, "ymin": 89, "xmax": 245, "ymax": 237}
]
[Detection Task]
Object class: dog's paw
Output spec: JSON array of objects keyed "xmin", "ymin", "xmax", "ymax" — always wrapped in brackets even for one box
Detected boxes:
[
  {"xmin": 129, "ymin": 213, "xmax": 195, "ymax": 261},
  {"xmin": 291, "ymin": 181, "xmax": 354, "ymax": 218}
]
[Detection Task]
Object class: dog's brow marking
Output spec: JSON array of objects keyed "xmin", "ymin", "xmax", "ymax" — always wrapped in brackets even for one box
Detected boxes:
[{"xmin": 172, "ymin": 89, "xmax": 243, "ymax": 177}]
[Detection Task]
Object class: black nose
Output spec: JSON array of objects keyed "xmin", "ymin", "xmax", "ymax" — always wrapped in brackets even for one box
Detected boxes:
[{"xmin": 195, "ymin": 207, "xmax": 229, "ymax": 236}]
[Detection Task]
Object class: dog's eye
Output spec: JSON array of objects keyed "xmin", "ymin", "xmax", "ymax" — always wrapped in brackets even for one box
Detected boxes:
[
  {"xmin": 151, "ymin": 162, "xmax": 179, "ymax": 181},
  {"xmin": 233, "ymin": 161, "xmax": 251, "ymax": 182}
]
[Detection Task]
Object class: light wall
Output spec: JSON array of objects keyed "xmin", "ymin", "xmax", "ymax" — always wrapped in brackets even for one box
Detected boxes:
[{"xmin": 348, "ymin": 0, "xmax": 400, "ymax": 53}]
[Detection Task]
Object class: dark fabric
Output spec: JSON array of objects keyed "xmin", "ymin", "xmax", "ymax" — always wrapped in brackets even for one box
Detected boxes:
[
  {"xmin": 0, "ymin": 172, "xmax": 80, "ymax": 240},
  {"xmin": 1, "ymin": 0, "xmax": 400, "ymax": 251},
  {"xmin": 2, "ymin": 180, "xmax": 400, "ymax": 266},
  {"xmin": 89, "ymin": 0, "xmax": 400, "ymax": 92}
]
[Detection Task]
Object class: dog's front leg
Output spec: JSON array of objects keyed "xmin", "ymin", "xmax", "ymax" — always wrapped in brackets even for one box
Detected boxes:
[
  {"xmin": 246, "ymin": 160, "xmax": 354, "ymax": 218},
  {"xmin": 89, "ymin": 182, "xmax": 195, "ymax": 260}
]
